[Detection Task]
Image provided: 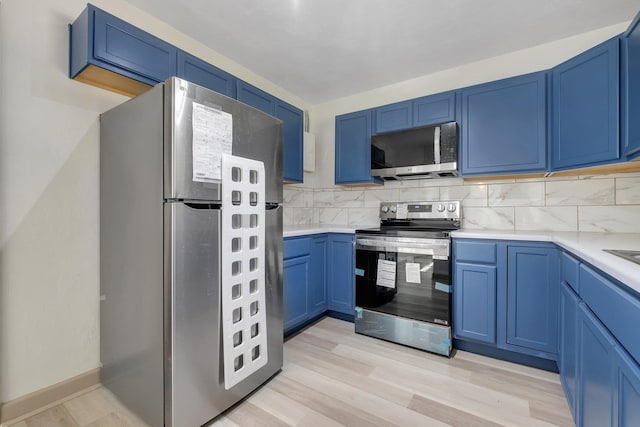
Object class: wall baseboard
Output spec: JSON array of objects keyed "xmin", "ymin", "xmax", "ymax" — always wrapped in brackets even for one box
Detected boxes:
[{"xmin": 0, "ymin": 368, "xmax": 100, "ymax": 424}]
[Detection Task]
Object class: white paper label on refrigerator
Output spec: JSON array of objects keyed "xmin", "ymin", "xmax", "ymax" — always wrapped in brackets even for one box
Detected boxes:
[
  {"xmin": 405, "ymin": 262, "xmax": 421, "ymax": 284},
  {"xmin": 191, "ymin": 102, "xmax": 233, "ymax": 183},
  {"xmin": 376, "ymin": 259, "xmax": 397, "ymax": 289}
]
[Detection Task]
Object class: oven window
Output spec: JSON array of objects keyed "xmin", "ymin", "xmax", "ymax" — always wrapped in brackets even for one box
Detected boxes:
[{"xmin": 355, "ymin": 249, "xmax": 451, "ymax": 325}]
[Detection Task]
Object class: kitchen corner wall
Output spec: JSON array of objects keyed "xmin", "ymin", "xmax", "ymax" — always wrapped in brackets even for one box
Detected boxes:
[{"xmin": 284, "ymin": 172, "xmax": 640, "ymax": 232}]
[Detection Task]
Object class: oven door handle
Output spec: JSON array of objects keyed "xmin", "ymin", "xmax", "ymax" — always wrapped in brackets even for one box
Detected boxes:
[{"xmin": 356, "ymin": 238, "xmax": 449, "ymax": 259}]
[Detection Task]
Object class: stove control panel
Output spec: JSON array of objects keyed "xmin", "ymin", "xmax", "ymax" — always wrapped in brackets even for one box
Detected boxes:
[{"xmin": 379, "ymin": 201, "xmax": 460, "ymax": 221}]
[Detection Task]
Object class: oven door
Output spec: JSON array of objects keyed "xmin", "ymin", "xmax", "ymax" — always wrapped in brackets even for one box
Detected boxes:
[{"xmin": 355, "ymin": 234, "xmax": 451, "ymax": 325}]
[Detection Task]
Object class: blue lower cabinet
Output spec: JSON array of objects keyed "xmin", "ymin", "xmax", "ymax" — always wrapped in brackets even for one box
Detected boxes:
[
  {"xmin": 506, "ymin": 245, "xmax": 558, "ymax": 354},
  {"xmin": 578, "ymin": 304, "xmax": 616, "ymax": 427},
  {"xmin": 559, "ymin": 282, "xmax": 580, "ymax": 423},
  {"xmin": 327, "ymin": 234, "xmax": 355, "ymax": 315},
  {"xmin": 614, "ymin": 346, "xmax": 640, "ymax": 426},
  {"xmin": 453, "ymin": 262, "xmax": 497, "ymax": 344},
  {"xmin": 283, "ymin": 255, "xmax": 310, "ymax": 332},
  {"xmin": 309, "ymin": 235, "xmax": 328, "ymax": 317},
  {"xmin": 176, "ymin": 50, "xmax": 235, "ymax": 97},
  {"xmin": 454, "ymin": 239, "xmax": 559, "ymax": 368},
  {"xmin": 284, "ymin": 233, "xmax": 354, "ymax": 333}
]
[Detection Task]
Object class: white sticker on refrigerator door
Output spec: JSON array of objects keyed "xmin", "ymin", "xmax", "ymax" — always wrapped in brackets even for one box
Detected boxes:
[
  {"xmin": 376, "ymin": 259, "xmax": 397, "ymax": 289},
  {"xmin": 191, "ymin": 102, "xmax": 233, "ymax": 183}
]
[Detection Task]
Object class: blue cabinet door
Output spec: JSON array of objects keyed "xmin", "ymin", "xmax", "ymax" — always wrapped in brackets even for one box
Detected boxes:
[
  {"xmin": 412, "ymin": 91, "xmax": 456, "ymax": 127},
  {"xmin": 335, "ymin": 110, "xmax": 378, "ymax": 184},
  {"xmin": 69, "ymin": 4, "xmax": 177, "ymax": 93},
  {"xmin": 614, "ymin": 346, "xmax": 640, "ymax": 427},
  {"xmin": 236, "ymin": 81, "xmax": 304, "ymax": 184},
  {"xmin": 374, "ymin": 100, "xmax": 412, "ymax": 133},
  {"xmin": 283, "ymin": 255, "xmax": 310, "ymax": 332},
  {"xmin": 92, "ymin": 6, "xmax": 176, "ymax": 84},
  {"xmin": 623, "ymin": 11, "xmax": 640, "ymax": 159},
  {"xmin": 236, "ymin": 80, "xmax": 275, "ymax": 114},
  {"xmin": 309, "ymin": 235, "xmax": 328, "ymax": 317},
  {"xmin": 453, "ymin": 262, "xmax": 497, "ymax": 344},
  {"xmin": 176, "ymin": 51, "xmax": 235, "ymax": 97},
  {"xmin": 559, "ymin": 282, "xmax": 580, "ymax": 423},
  {"xmin": 579, "ymin": 304, "xmax": 616, "ymax": 427},
  {"xmin": 552, "ymin": 37, "xmax": 620, "ymax": 169},
  {"xmin": 327, "ymin": 234, "xmax": 354, "ymax": 314},
  {"xmin": 506, "ymin": 245, "xmax": 558, "ymax": 355},
  {"xmin": 275, "ymin": 101, "xmax": 304, "ymax": 183},
  {"xmin": 459, "ymin": 72, "xmax": 547, "ymax": 175}
]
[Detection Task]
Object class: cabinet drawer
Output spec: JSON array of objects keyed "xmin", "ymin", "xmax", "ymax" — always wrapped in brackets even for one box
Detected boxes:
[
  {"xmin": 561, "ymin": 252, "xmax": 580, "ymax": 292},
  {"xmin": 284, "ymin": 237, "xmax": 311, "ymax": 259},
  {"xmin": 580, "ymin": 264, "xmax": 640, "ymax": 364},
  {"xmin": 454, "ymin": 240, "xmax": 497, "ymax": 264}
]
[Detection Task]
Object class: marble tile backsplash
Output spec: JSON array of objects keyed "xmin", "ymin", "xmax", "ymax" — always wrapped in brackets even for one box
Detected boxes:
[{"xmin": 283, "ymin": 172, "xmax": 640, "ymax": 232}]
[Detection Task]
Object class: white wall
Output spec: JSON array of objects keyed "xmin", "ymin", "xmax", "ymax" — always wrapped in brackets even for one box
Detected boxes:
[
  {"xmin": 302, "ymin": 22, "xmax": 629, "ymax": 189},
  {"xmin": 0, "ymin": 0, "xmax": 308, "ymax": 403}
]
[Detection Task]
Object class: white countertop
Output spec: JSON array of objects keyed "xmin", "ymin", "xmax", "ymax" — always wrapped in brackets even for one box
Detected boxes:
[
  {"xmin": 283, "ymin": 224, "xmax": 357, "ymax": 238},
  {"xmin": 452, "ymin": 229, "xmax": 640, "ymax": 295}
]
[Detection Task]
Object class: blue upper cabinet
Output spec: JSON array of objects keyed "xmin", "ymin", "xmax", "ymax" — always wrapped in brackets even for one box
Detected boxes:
[
  {"xmin": 623, "ymin": 10, "xmax": 640, "ymax": 160},
  {"xmin": 374, "ymin": 100, "xmax": 412, "ymax": 133},
  {"xmin": 176, "ymin": 51, "xmax": 235, "ymax": 97},
  {"xmin": 373, "ymin": 91, "xmax": 456, "ymax": 134},
  {"xmin": 274, "ymin": 100, "xmax": 304, "ymax": 183},
  {"xmin": 459, "ymin": 72, "xmax": 547, "ymax": 176},
  {"xmin": 70, "ymin": 4, "xmax": 177, "ymax": 96},
  {"xmin": 236, "ymin": 80, "xmax": 276, "ymax": 114},
  {"xmin": 335, "ymin": 110, "xmax": 380, "ymax": 185},
  {"xmin": 412, "ymin": 91, "xmax": 456, "ymax": 127},
  {"xmin": 236, "ymin": 80, "xmax": 304, "ymax": 183},
  {"xmin": 552, "ymin": 37, "xmax": 620, "ymax": 170}
]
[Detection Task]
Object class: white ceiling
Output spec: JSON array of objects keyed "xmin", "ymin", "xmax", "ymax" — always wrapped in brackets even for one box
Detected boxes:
[{"xmin": 127, "ymin": 0, "xmax": 638, "ymax": 104}]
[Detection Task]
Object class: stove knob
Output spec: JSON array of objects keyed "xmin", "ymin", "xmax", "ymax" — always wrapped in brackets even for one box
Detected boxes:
[
  {"xmin": 437, "ymin": 203, "xmax": 446, "ymax": 212},
  {"xmin": 390, "ymin": 205, "xmax": 397, "ymax": 213},
  {"xmin": 381, "ymin": 205, "xmax": 389, "ymax": 213},
  {"xmin": 447, "ymin": 203, "xmax": 457, "ymax": 212}
]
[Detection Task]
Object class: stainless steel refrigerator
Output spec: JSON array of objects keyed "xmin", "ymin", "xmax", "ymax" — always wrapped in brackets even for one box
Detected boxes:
[{"xmin": 100, "ymin": 77, "xmax": 283, "ymax": 427}]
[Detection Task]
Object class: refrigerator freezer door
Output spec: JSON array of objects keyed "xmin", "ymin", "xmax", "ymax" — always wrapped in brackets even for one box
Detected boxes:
[
  {"xmin": 164, "ymin": 77, "xmax": 283, "ymax": 203},
  {"xmin": 165, "ymin": 202, "xmax": 224, "ymax": 427}
]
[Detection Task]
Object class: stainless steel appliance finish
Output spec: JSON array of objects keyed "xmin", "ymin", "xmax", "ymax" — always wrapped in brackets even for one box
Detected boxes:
[
  {"xmin": 100, "ymin": 77, "xmax": 283, "ymax": 427},
  {"xmin": 354, "ymin": 201, "xmax": 460, "ymax": 357},
  {"xmin": 371, "ymin": 122, "xmax": 458, "ymax": 180},
  {"xmin": 603, "ymin": 249, "xmax": 640, "ymax": 266},
  {"xmin": 354, "ymin": 308, "xmax": 452, "ymax": 356}
]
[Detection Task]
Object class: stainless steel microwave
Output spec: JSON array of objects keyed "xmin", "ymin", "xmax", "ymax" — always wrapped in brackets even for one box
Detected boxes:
[{"xmin": 371, "ymin": 121, "xmax": 458, "ymax": 180}]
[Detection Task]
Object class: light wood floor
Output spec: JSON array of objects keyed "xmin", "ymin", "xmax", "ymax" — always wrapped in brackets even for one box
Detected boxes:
[{"xmin": 6, "ymin": 317, "xmax": 573, "ymax": 427}]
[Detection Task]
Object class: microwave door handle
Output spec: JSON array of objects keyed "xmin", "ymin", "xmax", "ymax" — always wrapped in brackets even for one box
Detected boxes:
[{"xmin": 434, "ymin": 126, "xmax": 441, "ymax": 165}]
